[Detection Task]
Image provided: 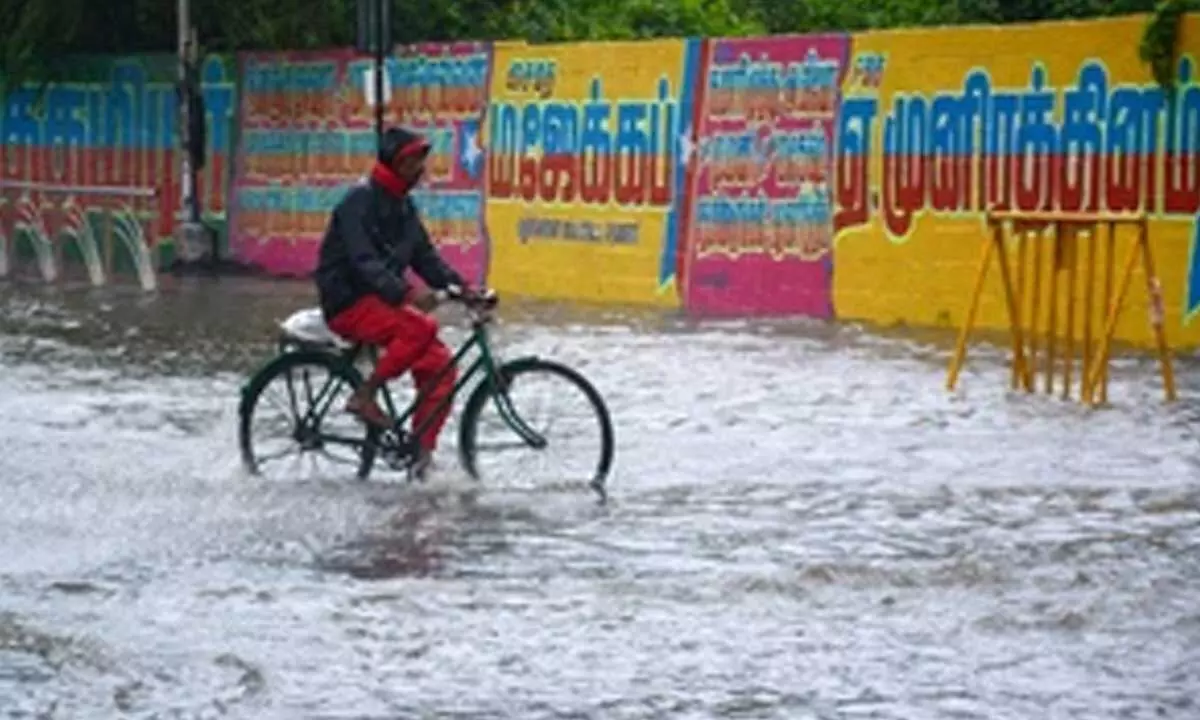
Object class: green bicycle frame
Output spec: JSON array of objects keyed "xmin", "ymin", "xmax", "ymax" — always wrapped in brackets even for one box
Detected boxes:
[{"xmin": 291, "ymin": 321, "xmax": 546, "ymax": 454}]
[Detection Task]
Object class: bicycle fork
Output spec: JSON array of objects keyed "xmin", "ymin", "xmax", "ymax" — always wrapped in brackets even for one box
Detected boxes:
[{"xmin": 489, "ymin": 379, "xmax": 548, "ymax": 450}]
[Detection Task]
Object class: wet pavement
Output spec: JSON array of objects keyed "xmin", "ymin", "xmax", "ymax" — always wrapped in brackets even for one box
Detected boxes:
[{"xmin": 1, "ymin": 276, "xmax": 1199, "ymax": 719}]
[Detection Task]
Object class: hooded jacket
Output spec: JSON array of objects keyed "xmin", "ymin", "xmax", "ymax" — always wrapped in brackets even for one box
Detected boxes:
[{"xmin": 314, "ymin": 129, "xmax": 465, "ymax": 321}]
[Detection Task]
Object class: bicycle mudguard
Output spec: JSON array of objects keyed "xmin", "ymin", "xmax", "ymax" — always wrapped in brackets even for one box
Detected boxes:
[
  {"xmin": 487, "ymin": 355, "xmax": 543, "ymax": 387},
  {"xmin": 494, "ymin": 354, "xmax": 542, "ymax": 371}
]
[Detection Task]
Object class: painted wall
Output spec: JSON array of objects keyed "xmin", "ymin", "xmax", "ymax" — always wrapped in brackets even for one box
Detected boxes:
[
  {"xmin": 3, "ymin": 14, "xmax": 1198, "ymax": 352},
  {"xmin": 0, "ymin": 54, "xmax": 237, "ymax": 283},
  {"xmin": 832, "ymin": 14, "xmax": 1200, "ymax": 348},
  {"xmin": 228, "ymin": 43, "xmax": 492, "ymax": 285},
  {"xmin": 483, "ymin": 39, "xmax": 699, "ymax": 307}
]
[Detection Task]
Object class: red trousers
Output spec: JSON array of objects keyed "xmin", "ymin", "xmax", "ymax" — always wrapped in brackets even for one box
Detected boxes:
[{"xmin": 327, "ymin": 295, "xmax": 456, "ymax": 451}]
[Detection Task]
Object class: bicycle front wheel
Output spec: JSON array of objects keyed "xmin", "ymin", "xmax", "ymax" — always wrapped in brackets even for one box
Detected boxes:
[{"xmin": 457, "ymin": 358, "xmax": 614, "ymax": 502}]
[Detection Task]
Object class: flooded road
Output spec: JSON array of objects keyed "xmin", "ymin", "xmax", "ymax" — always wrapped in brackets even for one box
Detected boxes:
[{"xmin": 1, "ymin": 277, "xmax": 1199, "ymax": 719}]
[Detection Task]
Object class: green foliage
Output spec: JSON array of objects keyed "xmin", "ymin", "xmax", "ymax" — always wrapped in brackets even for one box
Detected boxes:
[
  {"xmin": 0, "ymin": 0, "xmax": 1190, "ymax": 78},
  {"xmin": 1138, "ymin": 0, "xmax": 1200, "ymax": 92},
  {"xmin": 0, "ymin": 0, "xmax": 85, "ymax": 100},
  {"xmin": 739, "ymin": 0, "xmax": 1159, "ymax": 34}
]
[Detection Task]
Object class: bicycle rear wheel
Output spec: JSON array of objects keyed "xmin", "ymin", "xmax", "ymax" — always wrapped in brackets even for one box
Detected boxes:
[
  {"xmin": 238, "ymin": 350, "xmax": 379, "ymax": 481},
  {"xmin": 457, "ymin": 358, "xmax": 614, "ymax": 502}
]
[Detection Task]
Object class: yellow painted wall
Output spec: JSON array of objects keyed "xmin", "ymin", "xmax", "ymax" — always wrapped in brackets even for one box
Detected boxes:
[
  {"xmin": 483, "ymin": 40, "xmax": 690, "ymax": 307},
  {"xmin": 833, "ymin": 14, "xmax": 1200, "ymax": 350}
]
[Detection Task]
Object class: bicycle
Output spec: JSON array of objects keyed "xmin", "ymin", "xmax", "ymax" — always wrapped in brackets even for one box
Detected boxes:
[{"xmin": 237, "ymin": 286, "xmax": 615, "ymax": 503}]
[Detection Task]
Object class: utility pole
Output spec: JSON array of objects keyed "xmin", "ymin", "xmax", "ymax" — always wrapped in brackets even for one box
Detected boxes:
[
  {"xmin": 177, "ymin": 0, "xmax": 208, "ymax": 264},
  {"xmin": 357, "ymin": 0, "xmax": 392, "ymax": 153},
  {"xmin": 177, "ymin": 0, "xmax": 192, "ymax": 222},
  {"xmin": 176, "ymin": 0, "xmax": 198, "ymax": 262},
  {"xmin": 374, "ymin": 2, "xmax": 385, "ymax": 150}
]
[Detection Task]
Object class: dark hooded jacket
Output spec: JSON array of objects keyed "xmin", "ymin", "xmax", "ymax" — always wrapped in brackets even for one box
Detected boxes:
[{"xmin": 314, "ymin": 129, "xmax": 465, "ymax": 321}]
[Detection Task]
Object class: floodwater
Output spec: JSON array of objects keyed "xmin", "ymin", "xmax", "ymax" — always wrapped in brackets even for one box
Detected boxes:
[{"xmin": 1, "ymin": 277, "xmax": 1199, "ymax": 720}]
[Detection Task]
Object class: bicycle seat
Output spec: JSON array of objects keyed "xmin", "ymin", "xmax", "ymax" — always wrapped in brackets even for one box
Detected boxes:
[{"xmin": 278, "ymin": 307, "xmax": 353, "ymax": 350}]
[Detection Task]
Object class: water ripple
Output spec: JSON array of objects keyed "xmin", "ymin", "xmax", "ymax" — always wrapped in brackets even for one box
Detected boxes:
[{"xmin": 1, "ymin": 280, "xmax": 1199, "ymax": 718}]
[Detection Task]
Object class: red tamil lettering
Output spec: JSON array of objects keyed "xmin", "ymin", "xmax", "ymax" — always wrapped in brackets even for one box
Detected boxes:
[
  {"xmin": 980, "ymin": 154, "xmax": 1011, "ymax": 212},
  {"xmin": 432, "ymin": 86, "xmax": 446, "ymax": 117},
  {"xmin": 722, "ymin": 220, "xmax": 738, "ymax": 254},
  {"xmin": 1141, "ymin": 152, "xmax": 1159, "ymax": 213},
  {"xmin": 395, "ymin": 86, "xmax": 415, "ymax": 116},
  {"xmin": 579, "ymin": 153, "xmax": 611, "ymax": 204},
  {"xmin": 880, "ymin": 150, "xmax": 923, "ymax": 238},
  {"xmin": 311, "ymin": 93, "xmax": 333, "ymax": 123},
  {"xmin": 1058, "ymin": 151, "xmax": 1101, "ymax": 213},
  {"xmin": 706, "ymin": 221, "xmax": 722, "ymax": 255},
  {"xmin": 747, "ymin": 89, "xmax": 773, "ymax": 124},
  {"xmin": 342, "ymin": 88, "xmax": 366, "ymax": 126},
  {"xmin": 1105, "ymin": 150, "xmax": 1141, "ymax": 212},
  {"xmin": 488, "ymin": 152, "xmax": 515, "ymax": 198},
  {"xmin": 313, "ymin": 147, "xmax": 332, "ymax": 178},
  {"xmin": 802, "ymin": 88, "xmax": 823, "ymax": 115},
  {"xmin": 153, "ymin": 148, "xmax": 175, "ymax": 214},
  {"xmin": 706, "ymin": 221, "xmax": 724, "ymax": 256},
  {"xmin": 730, "ymin": 90, "xmax": 747, "ymax": 119},
  {"xmin": 709, "ymin": 162, "xmax": 727, "ymax": 190},
  {"xmin": 1014, "ymin": 150, "xmax": 1053, "ymax": 212},
  {"xmin": 308, "ymin": 208, "xmax": 325, "ymax": 235},
  {"xmin": 614, "ymin": 150, "xmax": 645, "ymax": 205},
  {"xmin": 832, "ymin": 151, "xmax": 868, "ymax": 232},
  {"xmin": 458, "ymin": 86, "xmax": 475, "ymax": 115},
  {"xmin": 24, "ymin": 146, "xmax": 43, "ymax": 183},
  {"xmin": 810, "ymin": 156, "xmax": 827, "ymax": 184},
  {"xmin": 1, "ymin": 145, "xmax": 22, "ymax": 180},
  {"xmin": 517, "ymin": 154, "xmax": 539, "ymax": 202},
  {"xmin": 538, "ymin": 154, "xmax": 577, "ymax": 203},
  {"xmin": 740, "ymin": 217, "xmax": 759, "ymax": 253},
  {"xmin": 438, "ymin": 87, "xmax": 456, "ymax": 116},
  {"xmin": 929, "ymin": 153, "xmax": 971, "ymax": 212},
  {"xmin": 712, "ymin": 158, "xmax": 752, "ymax": 192},
  {"xmin": 779, "ymin": 87, "xmax": 799, "ymax": 117},
  {"xmin": 647, "ymin": 151, "xmax": 672, "ymax": 206},
  {"xmin": 109, "ymin": 146, "xmax": 134, "ymax": 188},
  {"xmin": 248, "ymin": 94, "xmax": 271, "ymax": 123},
  {"xmin": 1164, "ymin": 150, "xmax": 1200, "ymax": 214}
]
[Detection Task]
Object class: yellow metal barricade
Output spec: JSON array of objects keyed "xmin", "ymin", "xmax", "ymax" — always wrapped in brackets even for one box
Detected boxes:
[{"xmin": 945, "ymin": 211, "xmax": 1176, "ymax": 407}]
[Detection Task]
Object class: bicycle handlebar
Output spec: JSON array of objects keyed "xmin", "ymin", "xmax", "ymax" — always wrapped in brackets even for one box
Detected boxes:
[{"xmin": 437, "ymin": 284, "xmax": 499, "ymax": 313}]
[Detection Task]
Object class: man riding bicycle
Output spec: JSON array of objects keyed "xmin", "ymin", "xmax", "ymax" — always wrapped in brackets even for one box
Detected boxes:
[{"xmin": 315, "ymin": 125, "xmax": 470, "ymax": 476}]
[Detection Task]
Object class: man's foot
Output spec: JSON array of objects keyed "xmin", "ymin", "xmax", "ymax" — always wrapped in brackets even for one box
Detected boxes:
[
  {"xmin": 345, "ymin": 392, "xmax": 391, "ymax": 430},
  {"xmin": 409, "ymin": 447, "xmax": 434, "ymax": 482}
]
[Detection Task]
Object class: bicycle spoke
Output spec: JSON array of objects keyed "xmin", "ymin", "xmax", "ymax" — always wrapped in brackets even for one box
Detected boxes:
[
  {"xmin": 472, "ymin": 441, "xmax": 535, "ymax": 452},
  {"xmin": 320, "ymin": 433, "xmax": 368, "ymax": 447},
  {"xmin": 262, "ymin": 385, "xmax": 297, "ymax": 423},
  {"xmin": 284, "ymin": 368, "xmax": 301, "ymax": 422},
  {"xmin": 243, "ymin": 357, "xmax": 377, "ymax": 482}
]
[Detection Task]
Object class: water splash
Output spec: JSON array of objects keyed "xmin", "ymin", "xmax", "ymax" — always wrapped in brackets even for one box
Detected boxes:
[
  {"xmin": 59, "ymin": 199, "xmax": 106, "ymax": 287},
  {"xmin": 111, "ymin": 205, "xmax": 157, "ymax": 292},
  {"xmin": 1, "ymin": 192, "xmax": 157, "ymax": 291},
  {"xmin": 12, "ymin": 195, "xmax": 58, "ymax": 283}
]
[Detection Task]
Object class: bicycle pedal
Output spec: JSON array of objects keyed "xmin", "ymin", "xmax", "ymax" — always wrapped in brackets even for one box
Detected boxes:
[{"xmin": 381, "ymin": 448, "xmax": 412, "ymax": 471}]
